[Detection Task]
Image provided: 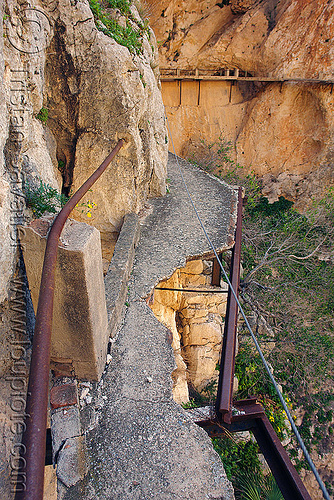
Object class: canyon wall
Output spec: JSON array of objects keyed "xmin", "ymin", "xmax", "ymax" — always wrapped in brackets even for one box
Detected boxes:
[
  {"xmin": 146, "ymin": 0, "xmax": 334, "ymax": 208},
  {"xmin": 0, "ymin": 2, "xmax": 167, "ymax": 496},
  {"xmin": 0, "ymin": 0, "xmax": 168, "ymax": 306}
]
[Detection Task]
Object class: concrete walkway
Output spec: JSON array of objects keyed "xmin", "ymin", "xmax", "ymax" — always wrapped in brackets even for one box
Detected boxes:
[{"xmin": 61, "ymin": 154, "xmax": 238, "ymax": 500}]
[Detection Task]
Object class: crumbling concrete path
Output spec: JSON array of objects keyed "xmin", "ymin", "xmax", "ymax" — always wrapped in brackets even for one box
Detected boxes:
[{"xmin": 63, "ymin": 154, "xmax": 237, "ymax": 499}]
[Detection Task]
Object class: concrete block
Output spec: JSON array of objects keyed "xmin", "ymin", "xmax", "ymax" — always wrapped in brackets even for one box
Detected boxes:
[
  {"xmin": 51, "ymin": 406, "xmax": 81, "ymax": 459},
  {"xmin": 18, "ymin": 216, "xmax": 108, "ymax": 381},
  {"xmin": 56, "ymin": 435, "xmax": 87, "ymax": 488}
]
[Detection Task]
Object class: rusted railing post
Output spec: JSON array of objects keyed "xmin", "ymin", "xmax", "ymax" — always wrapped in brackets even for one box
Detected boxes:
[
  {"xmin": 16, "ymin": 140, "xmax": 124, "ymax": 500},
  {"xmin": 215, "ymin": 187, "xmax": 242, "ymax": 421},
  {"xmin": 211, "ymin": 253, "xmax": 222, "ymax": 286}
]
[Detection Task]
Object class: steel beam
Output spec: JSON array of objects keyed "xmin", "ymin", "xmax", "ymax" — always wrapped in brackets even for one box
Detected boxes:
[
  {"xmin": 197, "ymin": 398, "xmax": 312, "ymax": 500},
  {"xmin": 215, "ymin": 187, "xmax": 242, "ymax": 420}
]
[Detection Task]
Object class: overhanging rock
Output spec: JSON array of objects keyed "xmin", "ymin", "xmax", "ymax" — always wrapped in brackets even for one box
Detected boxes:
[{"xmin": 18, "ymin": 216, "xmax": 108, "ymax": 381}]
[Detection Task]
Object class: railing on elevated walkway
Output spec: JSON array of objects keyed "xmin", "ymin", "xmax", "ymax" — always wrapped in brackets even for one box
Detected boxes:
[
  {"xmin": 197, "ymin": 188, "xmax": 312, "ymax": 500},
  {"xmin": 160, "ymin": 67, "xmax": 334, "ymax": 84}
]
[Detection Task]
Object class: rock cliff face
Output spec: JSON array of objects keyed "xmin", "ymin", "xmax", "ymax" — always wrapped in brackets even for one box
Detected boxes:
[
  {"xmin": 1, "ymin": 3, "xmax": 167, "ymax": 497},
  {"xmin": 146, "ymin": 0, "xmax": 334, "ymax": 208},
  {"xmin": 0, "ymin": 0, "xmax": 168, "ymax": 305},
  {"xmin": 150, "ymin": 258, "xmax": 228, "ymax": 404},
  {"xmin": 149, "ymin": 0, "xmax": 334, "ymax": 78}
]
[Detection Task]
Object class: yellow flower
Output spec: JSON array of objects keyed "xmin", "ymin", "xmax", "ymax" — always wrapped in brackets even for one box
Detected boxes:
[
  {"xmin": 87, "ymin": 212, "xmax": 92, "ymax": 218},
  {"xmin": 87, "ymin": 203, "xmax": 93, "ymax": 209}
]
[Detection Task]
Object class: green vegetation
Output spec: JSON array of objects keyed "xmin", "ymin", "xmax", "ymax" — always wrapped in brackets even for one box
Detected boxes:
[
  {"xmin": 25, "ymin": 181, "xmax": 67, "ymax": 217},
  {"xmin": 213, "ymin": 438, "xmax": 262, "ymax": 481},
  {"xmin": 181, "ymin": 398, "xmax": 201, "ymax": 409},
  {"xmin": 57, "ymin": 159, "xmax": 65, "ymax": 173},
  {"xmin": 108, "ymin": 0, "xmax": 131, "ymax": 13},
  {"xmin": 36, "ymin": 107, "xmax": 49, "ymax": 123},
  {"xmin": 89, "ymin": 0, "xmax": 150, "ymax": 55},
  {"xmin": 213, "ymin": 437, "xmax": 283, "ymax": 499},
  {"xmin": 241, "ymin": 193, "xmax": 334, "ymax": 412},
  {"xmin": 189, "ymin": 136, "xmax": 334, "ymax": 480},
  {"xmin": 235, "ymin": 347, "xmax": 290, "ymax": 441},
  {"xmin": 235, "ymin": 473, "xmax": 284, "ymax": 500},
  {"xmin": 239, "ymin": 189, "xmax": 334, "ymax": 467},
  {"xmin": 25, "ymin": 181, "xmax": 97, "ymax": 219}
]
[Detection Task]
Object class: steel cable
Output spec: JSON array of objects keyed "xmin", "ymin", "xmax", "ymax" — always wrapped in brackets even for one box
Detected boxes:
[{"xmin": 165, "ymin": 113, "xmax": 331, "ymax": 500}]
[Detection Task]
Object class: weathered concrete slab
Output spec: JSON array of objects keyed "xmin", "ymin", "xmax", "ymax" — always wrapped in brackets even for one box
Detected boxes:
[
  {"xmin": 60, "ymin": 154, "xmax": 237, "ymax": 499},
  {"xmin": 18, "ymin": 217, "xmax": 108, "ymax": 381},
  {"xmin": 129, "ymin": 153, "xmax": 238, "ymax": 299}
]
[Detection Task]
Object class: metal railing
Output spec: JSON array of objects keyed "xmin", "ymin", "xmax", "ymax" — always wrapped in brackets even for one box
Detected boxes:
[
  {"xmin": 197, "ymin": 190, "xmax": 313, "ymax": 500},
  {"xmin": 215, "ymin": 187, "xmax": 242, "ymax": 421},
  {"xmin": 16, "ymin": 139, "xmax": 124, "ymax": 500}
]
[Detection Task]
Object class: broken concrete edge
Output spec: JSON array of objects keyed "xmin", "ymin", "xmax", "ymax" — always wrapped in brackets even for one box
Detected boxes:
[
  {"xmin": 170, "ymin": 153, "xmax": 240, "ymax": 257},
  {"xmin": 143, "ymin": 244, "xmax": 238, "ymax": 307},
  {"xmin": 143, "ymin": 192, "xmax": 239, "ymax": 303},
  {"xmin": 104, "ymin": 213, "xmax": 140, "ymax": 339}
]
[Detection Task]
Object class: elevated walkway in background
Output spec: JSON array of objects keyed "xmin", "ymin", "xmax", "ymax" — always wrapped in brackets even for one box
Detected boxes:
[{"xmin": 160, "ymin": 68, "xmax": 334, "ymax": 84}]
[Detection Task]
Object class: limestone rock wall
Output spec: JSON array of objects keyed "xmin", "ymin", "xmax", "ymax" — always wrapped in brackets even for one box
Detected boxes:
[
  {"xmin": 147, "ymin": 0, "xmax": 334, "ymax": 79},
  {"xmin": 150, "ymin": 258, "xmax": 228, "ymax": 404},
  {"xmin": 146, "ymin": 0, "xmax": 334, "ymax": 208},
  {"xmin": 0, "ymin": 5, "xmax": 12, "ymax": 306},
  {"xmin": 1, "ymin": 0, "xmax": 168, "ymax": 305},
  {"xmin": 1, "ymin": 3, "xmax": 167, "ymax": 495}
]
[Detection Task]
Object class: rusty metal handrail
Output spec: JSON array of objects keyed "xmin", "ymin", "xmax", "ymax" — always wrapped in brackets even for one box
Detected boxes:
[
  {"xmin": 203, "ymin": 189, "xmax": 312, "ymax": 500},
  {"xmin": 16, "ymin": 139, "xmax": 124, "ymax": 500},
  {"xmin": 215, "ymin": 187, "xmax": 242, "ymax": 421}
]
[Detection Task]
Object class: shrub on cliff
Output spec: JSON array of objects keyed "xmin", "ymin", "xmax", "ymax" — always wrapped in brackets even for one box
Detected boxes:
[{"xmin": 89, "ymin": 0, "xmax": 150, "ymax": 55}]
